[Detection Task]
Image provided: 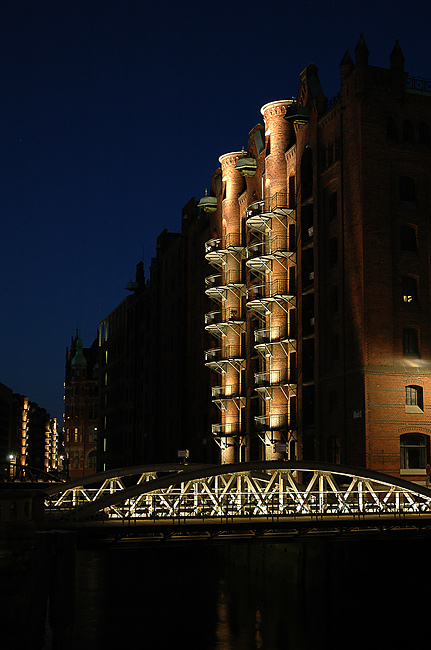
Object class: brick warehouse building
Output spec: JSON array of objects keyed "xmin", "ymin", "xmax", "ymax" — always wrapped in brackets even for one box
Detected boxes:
[
  {"xmin": 64, "ymin": 333, "xmax": 98, "ymax": 477},
  {"xmin": 201, "ymin": 35, "xmax": 431, "ymax": 483}
]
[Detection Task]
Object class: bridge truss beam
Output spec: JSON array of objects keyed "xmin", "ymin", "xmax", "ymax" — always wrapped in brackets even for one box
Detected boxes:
[{"xmin": 44, "ymin": 462, "xmax": 431, "ymax": 526}]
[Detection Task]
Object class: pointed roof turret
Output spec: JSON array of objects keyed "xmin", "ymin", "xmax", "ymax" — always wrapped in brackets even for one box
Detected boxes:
[
  {"xmin": 390, "ymin": 39, "xmax": 405, "ymax": 72},
  {"xmin": 354, "ymin": 33, "xmax": 369, "ymax": 66}
]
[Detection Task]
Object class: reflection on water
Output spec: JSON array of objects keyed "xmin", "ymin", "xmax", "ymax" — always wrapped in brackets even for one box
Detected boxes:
[{"xmin": 71, "ymin": 538, "xmax": 429, "ymax": 650}]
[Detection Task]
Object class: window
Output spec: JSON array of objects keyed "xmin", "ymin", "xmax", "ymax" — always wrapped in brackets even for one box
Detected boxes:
[
  {"xmin": 405, "ymin": 385, "xmax": 424, "ymax": 413},
  {"xmin": 301, "ymin": 148, "xmax": 313, "ymax": 200},
  {"xmin": 400, "ymin": 225, "xmax": 418, "ymax": 253},
  {"xmin": 387, "ymin": 116, "xmax": 398, "ymax": 142},
  {"xmin": 328, "ymin": 390, "xmax": 338, "ymax": 415},
  {"xmin": 400, "ymin": 433, "xmax": 429, "ymax": 470},
  {"xmin": 330, "ymin": 334, "xmax": 339, "ymax": 363},
  {"xmin": 329, "ymin": 238, "xmax": 338, "ymax": 268},
  {"xmin": 419, "ymin": 122, "xmax": 430, "ymax": 148},
  {"xmin": 399, "ymin": 176, "xmax": 416, "ymax": 202},
  {"xmin": 328, "ymin": 191, "xmax": 338, "ymax": 221},
  {"xmin": 402, "ymin": 276, "xmax": 418, "ymax": 303},
  {"xmin": 288, "ymin": 175, "xmax": 296, "ymax": 208},
  {"xmin": 403, "ymin": 328, "xmax": 419, "ymax": 356},
  {"xmin": 330, "ymin": 286, "xmax": 339, "ymax": 314},
  {"xmin": 87, "ymin": 451, "xmax": 97, "ymax": 470},
  {"xmin": 328, "ymin": 435, "xmax": 340, "ymax": 464},
  {"xmin": 403, "ymin": 119, "xmax": 414, "ymax": 145}
]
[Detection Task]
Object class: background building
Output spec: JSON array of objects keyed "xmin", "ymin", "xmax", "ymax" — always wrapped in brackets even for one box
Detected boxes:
[
  {"xmin": 64, "ymin": 333, "xmax": 98, "ymax": 478},
  {"xmin": 97, "ymin": 202, "xmax": 217, "ymax": 472},
  {"xmin": 0, "ymin": 386, "xmax": 59, "ymax": 480}
]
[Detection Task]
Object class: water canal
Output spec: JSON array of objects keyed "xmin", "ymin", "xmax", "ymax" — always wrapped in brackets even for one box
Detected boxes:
[{"xmin": 70, "ymin": 536, "xmax": 428, "ymax": 649}]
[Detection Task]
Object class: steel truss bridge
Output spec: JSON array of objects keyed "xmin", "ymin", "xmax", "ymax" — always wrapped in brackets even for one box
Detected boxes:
[{"xmin": 43, "ymin": 461, "xmax": 431, "ymax": 543}]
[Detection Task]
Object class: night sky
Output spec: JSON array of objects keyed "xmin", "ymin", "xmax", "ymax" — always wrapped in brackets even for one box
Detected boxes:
[{"xmin": 1, "ymin": 0, "xmax": 430, "ymax": 423}]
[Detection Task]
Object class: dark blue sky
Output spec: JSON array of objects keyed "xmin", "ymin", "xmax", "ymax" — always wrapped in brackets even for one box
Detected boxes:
[{"xmin": 1, "ymin": 0, "xmax": 430, "ymax": 422}]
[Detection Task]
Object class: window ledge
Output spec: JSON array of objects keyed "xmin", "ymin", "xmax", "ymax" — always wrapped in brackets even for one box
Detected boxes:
[
  {"xmin": 400, "ymin": 469, "xmax": 427, "ymax": 475},
  {"xmin": 405, "ymin": 405, "xmax": 424, "ymax": 414}
]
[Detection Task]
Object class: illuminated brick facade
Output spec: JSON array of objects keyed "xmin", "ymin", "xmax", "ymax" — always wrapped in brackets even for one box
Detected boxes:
[{"xmin": 202, "ymin": 36, "xmax": 431, "ymax": 483}]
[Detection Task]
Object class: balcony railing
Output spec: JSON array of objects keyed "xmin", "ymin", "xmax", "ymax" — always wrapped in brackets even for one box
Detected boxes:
[
  {"xmin": 205, "ymin": 308, "xmax": 242, "ymax": 326},
  {"xmin": 212, "ymin": 385, "xmax": 239, "ymax": 399},
  {"xmin": 212, "ymin": 422, "xmax": 241, "ymax": 436},
  {"xmin": 255, "ymin": 414, "xmax": 288, "ymax": 430},
  {"xmin": 254, "ymin": 369, "xmax": 293, "ymax": 386},
  {"xmin": 205, "ymin": 238, "xmax": 221, "ymax": 253},
  {"xmin": 206, "ymin": 270, "xmax": 244, "ymax": 287},
  {"xmin": 406, "ymin": 76, "xmax": 431, "ymax": 93},
  {"xmin": 205, "ymin": 346, "xmax": 243, "ymax": 363},
  {"xmin": 254, "ymin": 326, "xmax": 285, "ymax": 344},
  {"xmin": 247, "ymin": 277, "xmax": 291, "ymax": 299},
  {"xmin": 247, "ymin": 235, "xmax": 290, "ymax": 258},
  {"xmin": 247, "ymin": 193, "xmax": 290, "ymax": 216}
]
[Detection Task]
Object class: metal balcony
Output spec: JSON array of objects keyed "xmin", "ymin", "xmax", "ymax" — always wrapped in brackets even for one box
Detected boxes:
[
  {"xmin": 246, "ymin": 194, "xmax": 296, "ymax": 232},
  {"xmin": 253, "ymin": 326, "xmax": 296, "ymax": 357},
  {"xmin": 212, "ymin": 385, "xmax": 246, "ymax": 411},
  {"xmin": 205, "ymin": 270, "xmax": 246, "ymax": 303},
  {"xmin": 255, "ymin": 413, "xmax": 289, "ymax": 431},
  {"xmin": 205, "ymin": 310, "xmax": 246, "ymax": 338},
  {"xmin": 212, "ymin": 421, "xmax": 241, "ymax": 437},
  {"xmin": 254, "ymin": 369, "xmax": 296, "ymax": 388},
  {"xmin": 205, "ymin": 346, "xmax": 245, "ymax": 373},
  {"xmin": 205, "ymin": 235, "xmax": 246, "ymax": 268}
]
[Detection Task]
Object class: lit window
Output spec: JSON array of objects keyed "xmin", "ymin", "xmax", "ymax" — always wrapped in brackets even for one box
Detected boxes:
[
  {"xmin": 402, "ymin": 276, "xmax": 418, "ymax": 303},
  {"xmin": 400, "ymin": 433, "xmax": 429, "ymax": 470},
  {"xmin": 405, "ymin": 385, "xmax": 424, "ymax": 413}
]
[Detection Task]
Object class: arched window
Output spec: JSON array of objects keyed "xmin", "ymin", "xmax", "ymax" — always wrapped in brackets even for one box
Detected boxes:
[
  {"xmin": 400, "ymin": 433, "xmax": 429, "ymax": 470},
  {"xmin": 405, "ymin": 385, "xmax": 424, "ymax": 413},
  {"xmin": 87, "ymin": 450, "xmax": 97, "ymax": 470}
]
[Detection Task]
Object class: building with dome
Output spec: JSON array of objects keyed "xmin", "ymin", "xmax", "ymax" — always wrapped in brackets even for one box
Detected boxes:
[{"xmin": 64, "ymin": 332, "xmax": 98, "ymax": 478}]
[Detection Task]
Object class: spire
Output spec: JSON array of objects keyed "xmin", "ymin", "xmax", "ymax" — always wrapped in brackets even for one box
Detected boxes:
[
  {"xmin": 390, "ymin": 39, "xmax": 405, "ymax": 72},
  {"xmin": 354, "ymin": 33, "xmax": 369, "ymax": 67}
]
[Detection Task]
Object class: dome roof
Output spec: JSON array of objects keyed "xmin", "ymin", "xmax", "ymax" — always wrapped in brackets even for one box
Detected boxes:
[{"xmin": 71, "ymin": 337, "xmax": 87, "ymax": 367}]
